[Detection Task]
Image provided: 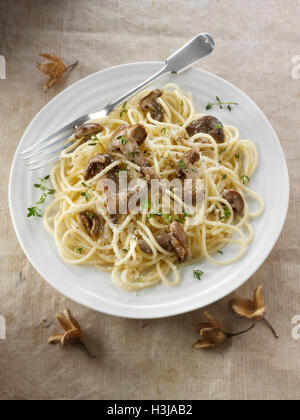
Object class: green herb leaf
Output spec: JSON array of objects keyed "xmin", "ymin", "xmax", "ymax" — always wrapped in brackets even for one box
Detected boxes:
[
  {"xmin": 163, "ymin": 214, "xmax": 172, "ymax": 224},
  {"xmin": 121, "ymin": 135, "xmax": 128, "ymax": 145},
  {"xmin": 27, "ymin": 175, "xmax": 56, "ymax": 218},
  {"xmin": 130, "ymin": 150, "xmax": 139, "ymax": 158},
  {"xmin": 81, "ymin": 192, "xmax": 91, "ymax": 202},
  {"xmin": 205, "ymin": 98, "xmax": 238, "ymax": 112},
  {"xmin": 76, "ymin": 247, "xmax": 84, "ymax": 254},
  {"xmin": 241, "ymin": 175, "xmax": 250, "ymax": 184},
  {"xmin": 147, "ymin": 210, "xmax": 163, "ymax": 221},
  {"xmin": 88, "ymin": 135, "xmax": 101, "ymax": 146},
  {"xmin": 120, "ymin": 101, "xmax": 129, "ymax": 117},
  {"xmin": 222, "ymin": 174, "xmax": 227, "ymax": 180},
  {"xmin": 235, "ymin": 153, "xmax": 240, "ymax": 160},
  {"xmin": 193, "ymin": 270, "xmax": 204, "ymax": 281},
  {"xmin": 81, "ymin": 182, "xmax": 93, "ymax": 202},
  {"xmin": 220, "ymin": 208, "xmax": 231, "ymax": 220},
  {"xmin": 178, "ymin": 160, "xmax": 187, "ymax": 170}
]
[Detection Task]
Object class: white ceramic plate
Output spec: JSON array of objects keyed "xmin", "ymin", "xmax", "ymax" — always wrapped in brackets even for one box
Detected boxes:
[{"xmin": 9, "ymin": 63, "xmax": 289, "ymax": 319}]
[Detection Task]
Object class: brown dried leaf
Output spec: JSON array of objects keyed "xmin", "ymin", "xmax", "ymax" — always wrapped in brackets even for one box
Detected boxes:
[
  {"xmin": 193, "ymin": 312, "xmax": 229, "ymax": 350},
  {"xmin": 48, "ymin": 309, "xmax": 95, "ymax": 357},
  {"xmin": 48, "ymin": 334, "xmax": 64, "ymax": 345},
  {"xmin": 36, "ymin": 53, "xmax": 77, "ymax": 91},
  {"xmin": 193, "ymin": 312, "xmax": 255, "ymax": 350},
  {"xmin": 203, "ymin": 311, "xmax": 222, "ymax": 329},
  {"xmin": 64, "ymin": 309, "xmax": 82, "ymax": 334},
  {"xmin": 229, "ymin": 286, "xmax": 278, "ymax": 338},
  {"xmin": 194, "ymin": 322, "xmax": 212, "ymax": 333},
  {"xmin": 56, "ymin": 313, "xmax": 73, "ymax": 332},
  {"xmin": 253, "ymin": 285, "xmax": 264, "ymax": 309},
  {"xmin": 48, "ymin": 309, "xmax": 85, "ymax": 349},
  {"xmin": 200, "ymin": 328, "xmax": 228, "ymax": 346},
  {"xmin": 61, "ymin": 329, "xmax": 82, "ymax": 347},
  {"xmin": 230, "ymin": 286, "xmax": 266, "ymax": 321},
  {"xmin": 193, "ymin": 339, "xmax": 216, "ymax": 350}
]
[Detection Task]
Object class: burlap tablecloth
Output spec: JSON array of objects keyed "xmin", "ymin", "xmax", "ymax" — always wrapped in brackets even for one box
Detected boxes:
[{"xmin": 0, "ymin": 0, "xmax": 299, "ymax": 400}]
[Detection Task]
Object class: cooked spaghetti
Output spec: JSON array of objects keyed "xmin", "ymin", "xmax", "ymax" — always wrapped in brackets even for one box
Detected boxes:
[{"xmin": 43, "ymin": 83, "xmax": 264, "ymax": 291}]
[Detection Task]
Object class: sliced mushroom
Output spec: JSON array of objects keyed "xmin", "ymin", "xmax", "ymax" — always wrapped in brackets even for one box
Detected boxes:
[
  {"xmin": 169, "ymin": 221, "xmax": 189, "ymax": 262},
  {"xmin": 108, "ymin": 124, "xmax": 129, "ymax": 153},
  {"xmin": 138, "ymin": 221, "xmax": 189, "ymax": 263},
  {"xmin": 142, "ymin": 165, "xmax": 159, "ymax": 182},
  {"xmin": 84, "ymin": 154, "xmax": 118, "ymax": 225},
  {"xmin": 177, "ymin": 150, "xmax": 200, "ymax": 179},
  {"xmin": 108, "ymin": 123, "xmax": 158, "ymax": 182},
  {"xmin": 140, "ymin": 90, "xmax": 164, "ymax": 122},
  {"xmin": 186, "ymin": 150, "xmax": 200, "ymax": 165},
  {"xmin": 156, "ymin": 233, "xmax": 175, "ymax": 253},
  {"xmin": 79, "ymin": 211, "xmax": 101, "ymax": 240},
  {"xmin": 177, "ymin": 150, "xmax": 203, "ymax": 204},
  {"xmin": 105, "ymin": 175, "xmax": 143, "ymax": 225},
  {"xmin": 83, "ymin": 153, "xmax": 114, "ymax": 181},
  {"xmin": 186, "ymin": 116, "xmax": 225, "ymax": 144},
  {"xmin": 128, "ymin": 124, "xmax": 147, "ymax": 145},
  {"xmin": 222, "ymin": 190, "xmax": 244, "ymax": 215},
  {"xmin": 138, "ymin": 234, "xmax": 173, "ymax": 255},
  {"xmin": 108, "ymin": 124, "xmax": 146, "ymax": 155},
  {"xmin": 74, "ymin": 123, "xmax": 103, "ymax": 142},
  {"xmin": 137, "ymin": 239, "xmax": 153, "ymax": 255}
]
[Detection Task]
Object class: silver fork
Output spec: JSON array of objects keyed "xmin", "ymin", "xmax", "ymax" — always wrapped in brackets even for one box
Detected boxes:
[{"xmin": 20, "ymin": 33, "xmax": 214, "ymax": 170}]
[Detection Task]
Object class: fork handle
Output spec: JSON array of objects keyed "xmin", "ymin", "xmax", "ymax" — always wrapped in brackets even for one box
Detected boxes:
[{"xmin": 92, "ymin": 33, "xmax": 214, "ymax": 117}]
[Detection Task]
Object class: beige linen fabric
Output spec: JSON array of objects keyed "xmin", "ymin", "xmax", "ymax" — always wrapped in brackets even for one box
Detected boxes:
[{"xmin": 0, "ymin": 0, "xmax": 299, "ymax": 400}]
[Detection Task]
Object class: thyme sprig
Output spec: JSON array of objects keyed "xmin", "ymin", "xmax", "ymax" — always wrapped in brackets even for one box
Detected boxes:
[
  {"xmin": 120, "ymin": 101, "xmax": 129, "ymax": 117},
  {"xmin": 206, "ymin": 96, "xmax": 238, "ymax": 112},
  {"xmin": 88, "ymin": 135, "xmax": 101, "ymax": 146},
  {"xmin": 81, "ymin": 182, "xmax": 93, "ymax": 202},
  {"xmin": 27, "ymin": 175, "xmax": 55, "ymax": 217}
]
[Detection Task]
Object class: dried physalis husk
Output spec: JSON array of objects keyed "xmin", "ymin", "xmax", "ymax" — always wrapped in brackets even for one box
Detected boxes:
[
  {"xmin": 230, "ymin": 286, "xmax": 278, "ymax": 338},
  {"xmin": 193, "ymin": 312, "xmax": 254, "ymax": 350},
  {"xmin": 37, "ymin": 53, "xmax": 78, "ymax": 91},
  {"xmin": 48, "ymin": 309, "xmax": 94, "ymax": 357}
]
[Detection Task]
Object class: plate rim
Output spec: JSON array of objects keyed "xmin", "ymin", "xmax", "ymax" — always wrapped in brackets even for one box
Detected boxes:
[{"xmin": 9, "ymin": 62, "xmax": 290, "ymax": 319}]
